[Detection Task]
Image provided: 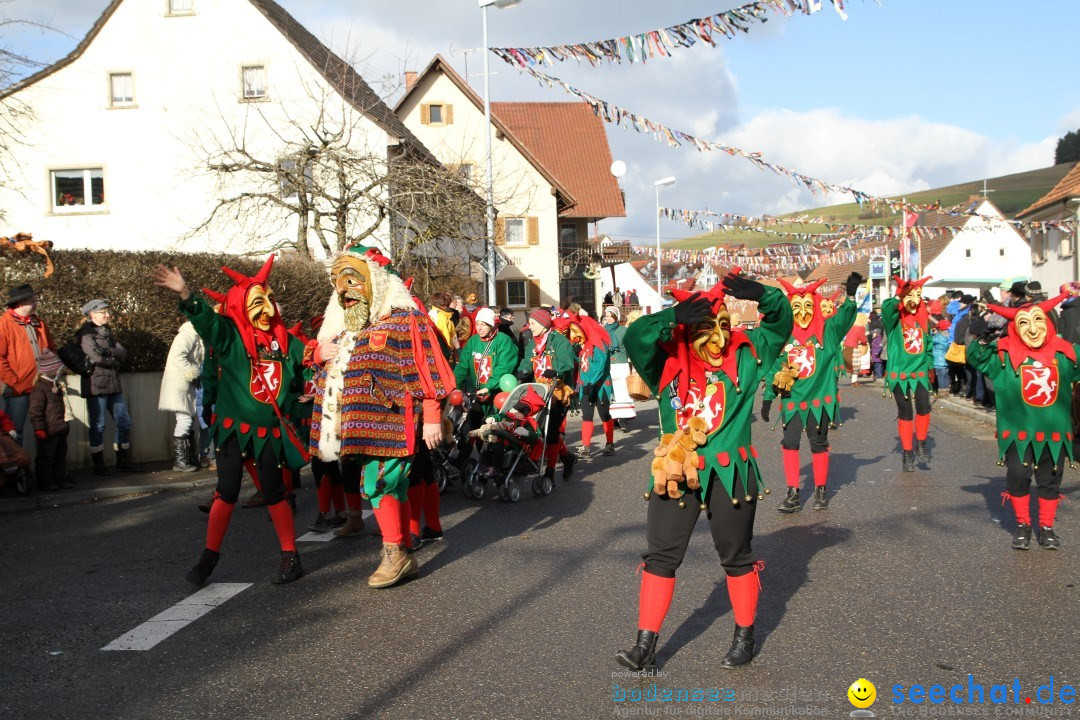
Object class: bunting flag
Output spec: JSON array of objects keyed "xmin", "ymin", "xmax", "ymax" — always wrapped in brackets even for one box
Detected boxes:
[
  {"xmin": 491, "ymin": 0, "xmax": 853, "ymax": 69},
  {"xmin": 630, "ymin": 241, "xmax": 890, "ymax": 277}
]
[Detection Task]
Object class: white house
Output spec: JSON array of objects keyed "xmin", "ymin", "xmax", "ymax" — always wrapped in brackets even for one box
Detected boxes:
[
  {"xmin": 0, "ymin": 0, "xmax": 437, "ymax": 258},
  {"xmin": 395, "ymin": 55, "xmax": 625, "ymax": 316},
  {"xmin": 599, "ymin": 262, "xmax": 663, "ymax": 314},
  {"xmin": 1017, "ymin": 162, "xmax": 1080, "ymax": 292}
]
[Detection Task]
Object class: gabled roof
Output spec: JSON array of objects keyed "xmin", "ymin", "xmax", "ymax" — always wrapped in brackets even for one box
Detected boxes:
[
  {"xmin": 2, "ymin": 0, "xmax": 436, "ymax": 163},
  {"xmin": 1017, "ymin": 162, "xmax": 1080, "ymax": 218},
  {"xmin": 396, "ymin": 55, "xmax": 625, "ymax": 220}
]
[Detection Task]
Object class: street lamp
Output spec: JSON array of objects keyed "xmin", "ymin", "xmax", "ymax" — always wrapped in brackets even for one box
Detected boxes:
[
  {"xmin": 480, "ymin": 0, "xmax": 523, "ymax": 307},
  {"xmin": 654, "ymin": 176, "xmax": 675, "ymax": 301}
]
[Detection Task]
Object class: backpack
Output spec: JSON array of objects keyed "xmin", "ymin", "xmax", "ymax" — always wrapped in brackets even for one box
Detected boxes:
[{"xmin": 58, "ymin": 339, "xmax": 94, "ymax": 376}]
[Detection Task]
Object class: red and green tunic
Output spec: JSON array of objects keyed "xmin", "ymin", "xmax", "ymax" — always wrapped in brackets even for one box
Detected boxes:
[
  {"xmin": 576, "ymin": 344, "xmax": 614, "ymax": 403},
  {"xmin": 181, "ymin": 295, "xmax": 306, "ymax": 464},
  {"xmin": 763, "ymin": 297, "xmax": 856, "ymax": 425},
  {"xmin": 967, "ymin": 339, "xmax": 1080, "ymax": 466},
  {"xmin": 517, "ymin": 329, "xmax": 575, "ymax": 387},
  {"xmin": 454, "ymin": 331, "xmax": 518, "ymax": 414},
  {"xmin": 625, "ymin": 287, "xmax": 793, "ymax": 501},
  {"xmin": 881, "ymin": 296, "xmax": 933, "ymax": 395}
]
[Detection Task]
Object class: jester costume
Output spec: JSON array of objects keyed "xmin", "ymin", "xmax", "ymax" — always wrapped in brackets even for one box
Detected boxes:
[
  {"xmin": 967, "ymin": 293, "xmax": 1076, "ymax": 550},
  {"xmin": 881, "ymin": 276, "xmax": 934, "ymax": 472},
  {"xmin": 617, "ymin": 273, "xmax": 793, "ymax": 671},
  {"xmin": 171, "ymin": 256, "xmax": 307, "ymax": 586},
  {"xmin": 555, "ymin": 313, "xmax": 616, "ymax": 458},
  {"xmin": 308, "ymin": 245, "xmax": 454, "ymax": 588},
  {"xmin": 517, "ymin": 308, "xmax": 577, "ymax": 481},
  {"xmin": 454, "ymin": 307, "xmax": 519, "ymax": 438},
  {"xmin": 762, "ymin": 274, "xmax": 859, "ymax": 513}
]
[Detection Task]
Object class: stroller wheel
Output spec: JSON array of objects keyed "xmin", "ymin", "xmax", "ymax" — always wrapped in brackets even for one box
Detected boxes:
[
  {"xmin": 433, "ymin": 466, "xmax": 449, "ymax": 495},
  {"xmin": 532, "ymin": 477, "xmax": 542, "ymax": 496},
  {"xmin": 539, "ymin": 474, "xmax": 554, "ymax": 496},
  {"xmin": 462, "ymin": 480, "xmax": 474, "ymax": 499},
  {"xmin": 507, "ymin": 484, "xmax": 521, "ymax": 503},
  {"xmin": 471, "ymin": 480, "xmax": 485, "ymax": 500},
  {"xmin": 498, "ymin": 484, "xmax": 509, "ymax": 502},
  {"xmin": 464, "ymin": 458, "xmax": 477, "ymax": 481}
]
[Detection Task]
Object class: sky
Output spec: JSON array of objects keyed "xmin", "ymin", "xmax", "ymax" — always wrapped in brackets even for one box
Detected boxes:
[{"xmin": 5, "ymin": 0, "xmax": 1080, "ymax": 244}]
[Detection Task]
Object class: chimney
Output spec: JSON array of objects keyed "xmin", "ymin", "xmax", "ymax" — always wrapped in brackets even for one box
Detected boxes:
[{"xmin": 404, "ymin": 71, "xmax": 418, "ymax": 91}]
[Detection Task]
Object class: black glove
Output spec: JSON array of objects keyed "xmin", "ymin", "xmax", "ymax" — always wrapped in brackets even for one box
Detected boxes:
[
  {"xmin": 844, "ymin": 272, "xmax": 864, "ymax": 297},
  {"xmin": 541, "ymin": 368, "xmax": 557, "ymax": 380},
  {"xmin": 760, "ymin": 399, "xmax": 772, "ymax": 423},
  {"xmin": 721, "ymin": 273, "xmax": 765, "ymax": 301},
  {"xmin": 672, "ymin": 292, "xmax": 714, "ymax": 327},
  {"xmin": 201, "ymin": 405, "xmax": 214, "ymax": 427}
]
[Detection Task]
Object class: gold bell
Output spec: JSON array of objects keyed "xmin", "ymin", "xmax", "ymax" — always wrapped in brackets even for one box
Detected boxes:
[
  {"xmin": 731, "ymin": 497, "xmax": 739, "ymax": 506},
  {"xmin": 744, "ymin": 495, "xmax": 753, "ymax": 502},
  {"xmin": 757, "ymin": 493, "xmax": 764, "ymax": 500},
  {"xmin": 1053, "ymin": 465, "xmax": 1059, "ymax": 473},
  {"xmin": 997, "ymin": 459, "xmax": 1005, "ymax": 467},
  {"xmin": 764, "ymin": 488, "xmax": 772, "ymax": 495},
  {"xmin": 699, "ymin": 502, "xmax": 707, "ymax": 511},
  {"xmin": 644, "ymin": 492, "xmax": 651, "ymax": 501},
  {"xmin": 678, "ymin": 500, "xmax": 687, "ymax": 509}
]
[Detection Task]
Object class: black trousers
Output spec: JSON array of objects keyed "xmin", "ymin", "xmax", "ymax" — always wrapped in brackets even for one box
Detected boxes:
[
  {"xmin": 893, "ymin": 385, "xmax": 931, "ymax": 420},
  {"xmin": 1005, "ymin": 445, "xmax": 1063, "ymax": 500},
  {"xmin": 408, "ymin": 441, "xmax": 435, "ymax": 488},
  {"xmin": 311, "ymin": 458, "xmax": 342, "ymax": 488},
  {"xmin": 216, "ymin": 435, "xmax": 286, "ymax": 505},
  {"xmin": 947, "ymin": 361, "xmax": 968, "ymax": 394},
  {"xmin": 781, "ymin": 412, "xmax": 829, "ymax": 453},
  {"xmin": 644, "ymin": 470, "xmax": 758, "ymax": 578},
  {"xmin": 546, "ymin": 401, "xmax": 567, "ymax": 445},
  {"xmin": 580, "ymin": 391, "xmax": 611, "ymax": 424},
  {"xmin": 35, "ymin": 434, "xmax": 67, "ymax": 489}
]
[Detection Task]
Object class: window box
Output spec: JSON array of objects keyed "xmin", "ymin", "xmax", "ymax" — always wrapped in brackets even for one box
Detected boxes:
[{"xmin": 50, "ymin": 168, "xmax": 107, "ymax": 214}]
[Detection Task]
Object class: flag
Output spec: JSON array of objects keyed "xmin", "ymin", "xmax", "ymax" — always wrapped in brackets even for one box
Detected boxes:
[{"xmin": 903, "ymin": 210, "xmax": 919, "ymax": 228}]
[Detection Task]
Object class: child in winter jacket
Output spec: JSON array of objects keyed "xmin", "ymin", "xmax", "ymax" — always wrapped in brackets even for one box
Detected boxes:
[
  {"xmin": 0, "ymin": 408, "xmax": 31, "ymax": 482},
  {"xmin": 27, "ymin": 350, "xmax": 72, "ymax": 492},
  {"xmin": 931, "ymin": 320, "xmax": 951, "ymax": 393}
]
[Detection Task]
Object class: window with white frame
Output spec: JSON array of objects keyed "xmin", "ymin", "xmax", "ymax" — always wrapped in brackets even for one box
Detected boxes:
[
  {"xmin": 504, "ymin": 217, "xmax": 526, "ymax": 247},
  {"xmin": 168, "ymin": 0, "xmax": 194, "ymax": 14},
  {"xmin": 1033, "ymin": 230, "xmax": 1046, "ymax": 262},
  {"xmin": 51, "ymin": 168, "xmax": 105, "ymax": 212},
  {"xmin": 242, "ymin": 65, "xmax": 266, "ymax": 99},
  {"xmin": 506, "ymin": 279, "xmax": 527, "ymax": 307},
  {"xmin": 109, "ymin": 73, "xmax": 134, "ymax": 107},
  {"xmin": 1060, "ymin": 229, "xmax": 1074, "ymax": 257}
]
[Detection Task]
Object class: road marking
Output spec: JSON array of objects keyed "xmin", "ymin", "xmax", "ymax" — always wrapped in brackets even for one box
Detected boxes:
[
  {"xmin": 297, "ymin": 508, "xmax": 373, "ymax": 542},
  {"xmin": 101, "ymin": 583, "xmax": 252, "ymax": 651}
]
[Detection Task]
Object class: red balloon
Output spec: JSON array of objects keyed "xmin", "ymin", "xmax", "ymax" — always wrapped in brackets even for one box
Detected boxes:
[
  {"xmin": 448, "ymin": 389, "xmax": 464, "ymax": 406},
  {"xmin": 494, "ymin": 391, "xmax": 510, "ymax": 410}
]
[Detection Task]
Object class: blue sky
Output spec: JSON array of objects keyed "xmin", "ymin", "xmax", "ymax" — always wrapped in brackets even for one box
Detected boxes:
[{"xmin": 5, "ymin": 0, "xmax": 1079, "ymax": 242}]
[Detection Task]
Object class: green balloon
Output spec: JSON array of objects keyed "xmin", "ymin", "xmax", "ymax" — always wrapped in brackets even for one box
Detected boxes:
[{"xmin": 498, "ymin": 374, "xmax": 519, "ymax": 392}]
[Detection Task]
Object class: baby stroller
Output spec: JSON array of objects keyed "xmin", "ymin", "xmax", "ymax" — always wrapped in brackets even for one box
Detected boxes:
[
  {"xmin": 462, "ymin": 382, "xmax": 554, "ymax": 503},
  {"xmin": 432, "ymin": 390, "xmax": 476, "ymax": 494}
]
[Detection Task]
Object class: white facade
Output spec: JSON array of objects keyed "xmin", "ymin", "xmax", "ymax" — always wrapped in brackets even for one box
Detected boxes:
[
  {"xmin": 923, "ymin": 200, "xmax": 1032, "ymax": 297},
  {"xmin": 1024, "ymin": 207, "xmax": 1079, "ymax": 294},
  {"xmin": 0, "ymin": 0, "xmax": 395, "ymax": 258},
  {"xmin": 600, "ymin": 263, "xmax": 663, "ymax": 314}
]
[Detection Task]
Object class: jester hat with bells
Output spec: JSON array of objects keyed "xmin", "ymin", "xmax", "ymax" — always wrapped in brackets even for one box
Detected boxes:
[
  {"xmin": 659, "ymin": 280, "xmax": 756, "ymax": 407},
  {"xmin": 893, "ymin": 275, "xmax": 932, "ymax": 332},
  {"xmin": 553, "ymin": 312, "xmax": 611, "ymax": 356},
  {"xmin": 318, "ymin": 244, "xmax": 417, "ymax": 342},
  {"xmin": 776, "ymin": 277, "xmax": 828, "ymax": 343},
  {"xmin": 986, "ymin": 292, "xmax": 1075, "ymax": 372},
  {"xmin": 204, "ymin": 255, "xmax": 290, "ymax": 361}
]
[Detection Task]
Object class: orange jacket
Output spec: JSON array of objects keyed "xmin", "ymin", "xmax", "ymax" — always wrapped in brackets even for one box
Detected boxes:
[{"xmin": 0, "ymin": 310, "xmax": 55, "ymax": 396}]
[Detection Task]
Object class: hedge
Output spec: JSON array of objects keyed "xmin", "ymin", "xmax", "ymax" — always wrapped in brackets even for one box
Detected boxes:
[{"xmin": 1, "ymin": 249, "xmax": 331, "ymax": 372}]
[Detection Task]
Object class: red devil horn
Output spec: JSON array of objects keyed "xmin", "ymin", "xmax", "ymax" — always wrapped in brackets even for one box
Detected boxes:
[
  {"xmin": 404, "ymin": 277, "xmax": 415, "ymax": 290},
  {"xmin": 777, "ymin": 278, "xmax": 798, "ymax": 295},
  {"xmin": 1040, "ymin": 291, "xmax": 1070, "ymax": 314},
  {"xmin": 201, "ymin": 287, "xmax": 227, "ymax": 304},
  {"xmin": 986, "ymin": 303, "xmax": 1018, "ymax": 321},
  {"xmin": 804, "ymin": 278, "xmax": 828, "ymax": 295},
  {"xmin": 671, "ymin": 289, "xmax": 694, "ymax": 303},
  {"xmin": 253, "ymin": 254, "xmax": 276, "ymax": 285},
  {"xmin": 912, "ymin": 275, "xmax": 932, "ymax": 289},
  {"xmin": 220, "ymin": 265, "xmax": 248, "ymax": 286},
  {"xmin": 829, "ymin": 289, "xmax": 844, "ymax": 302}
]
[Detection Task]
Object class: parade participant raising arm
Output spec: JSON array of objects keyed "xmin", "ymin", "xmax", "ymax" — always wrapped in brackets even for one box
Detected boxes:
[
  {"xmin": 555, "ymin": 312, "xmax": 617, "ymax": 458},
  {"xmin": 616, "ymin": 270, "xmax": 792, "ymax": 672},
  {"xmin": 881, "ymin": 276, "xmax": 934, "ymax": 472}
]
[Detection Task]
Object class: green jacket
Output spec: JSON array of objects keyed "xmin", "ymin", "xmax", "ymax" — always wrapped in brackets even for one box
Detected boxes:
[
  {"xmin": 603, "ymin": 322, "xmax": 628, "ymax": 364},
  {"xmin": 577, "ymin": 344, "xmax": 613, "ymax": 403},
  {"xmin": 763, "ymin": 298, "xmax": 856, "ymax": 425},
  {"xmin": 967, "ymin": 339, "xmax": 1080, "ymax": 466},
  {"xmin": 881, "ymin": 296, "xmax": 933, "ymax": 395},
  {"xmin": 454, "ymin": 331, "xmax": 519, "ymax": 394},
  {"xmin": 625, "ymin": 286, "xmax": 793, "ymax": 501},
  {"xmin": 517, "ymin": 328, "xmax": 575, "ymax": 387}
]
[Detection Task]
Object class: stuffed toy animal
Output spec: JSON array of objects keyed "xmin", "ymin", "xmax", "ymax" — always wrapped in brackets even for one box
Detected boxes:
[
  {"xmin": 650, "ymin": 416, "xmax": 709, "ymax": 499},
  {"xmin": 551, "ymin": 381, "xmax": 574, "ymax": 406},
  {"xmin": 771, "ymin": 360, "xmax": 799, "ymax": 397}
]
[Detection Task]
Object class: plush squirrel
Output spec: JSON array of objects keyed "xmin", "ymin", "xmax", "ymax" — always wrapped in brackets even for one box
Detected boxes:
[
  {"xmin": 771, "ymin": 360, "xmax": 799, "ymax": 397},
  {"xmin": 651, "ymin": 416, "xmax": 709, "ymax": 499},
  {"xmin": 551, "ymin": 380, "xmax": 574, "ymax": 406}
]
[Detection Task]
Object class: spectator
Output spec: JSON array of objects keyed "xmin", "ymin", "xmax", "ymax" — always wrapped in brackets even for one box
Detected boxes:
[
  {"xmin": 627, "ymin": 288, "xmax": 639, "ymax": 307},
  {"xmin": 949, "ymin": 295, "xmax": 975, "ymax": 396},
  {"xmin": 603, "ymin": 290, "xmax": 613, "ymax": 306},
  {"xmin": 0, "ymin": 284, "xmax": 55, "ymax": 444},
  {"xmin": 931, "ymin": 319, "xmax": 951, "ymax": 395},
  {"xmin": 159, "ymin": 319, "xmax": 205, "ymax": 472},
  {"xmin": 945, "ymin": 290, "xmax": 963, "ymax": 319},
  {"xmin": 869, "ymin": 328, "xmax": 885, "ymax": 380},
  {"xmin": 77, "ymin": 299, "xmax": 140, "ymax": 475},
  {"xmin": 0, "ymin": 407, "xmax": 31, "ymax": 483},
  {"xmin": 843, "ymin": 322, "xmax": 868, "ymax": 384},
  {"xmin": 428, "ymin": 292, "xmax": 459, "ymax": 360},
  {"xmin": 601, "ymin": 305, "xmax": 635, "ymax": 432},
  {"xmin": 497, "ymin": 307, "xmax": 518, "ymax": 348},
  {"xmin": 867, "ymin": 309, "xmax": 884, "ymax": 338},
  {"xmin": 27, "ymin": 350, "xmax": 71, "ymax": 492},
  {"xmin": 612, "ymin": 287, "xmax": 623, "ymax": 308}
]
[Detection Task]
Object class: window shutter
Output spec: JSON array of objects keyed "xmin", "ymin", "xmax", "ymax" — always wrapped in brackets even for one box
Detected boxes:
[
  {"xmin": 445, "ymin": 104, "xmax": 454, "ymax": 124},
  {"xmin": 527, "ymin": 280, "xmax": 541, "ymax": 309},
  {"xmin": 527, "ymin": 216, "xmax": 540, "ymax": 245},
  {"xmin": 496, "ymin": 281, "xmax": 508, "ymax": 307},
  {"xmin": 420, "ymin": 104, "xmax": 430, "ymax": 125},
  {"xmin": 494, "ymin": 217, "xmax": 506, "ymax": 246}
]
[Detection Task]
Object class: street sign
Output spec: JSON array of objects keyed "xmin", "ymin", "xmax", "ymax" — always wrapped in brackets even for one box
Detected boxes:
[
  {"xmin": 869, "ymin": 256, "xmax": 887, "ymax": 280},
  {"xmin": 492, "ymin": 252, "xmax": 507, "ymax": 277}
]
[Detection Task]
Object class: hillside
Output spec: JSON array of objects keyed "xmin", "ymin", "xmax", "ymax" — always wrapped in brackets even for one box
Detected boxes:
[{"xmin": 664, "ymin": 162, "xmax": 1076, "ymax": 251}]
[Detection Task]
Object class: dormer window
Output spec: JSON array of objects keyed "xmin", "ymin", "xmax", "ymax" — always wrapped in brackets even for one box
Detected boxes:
[{"xmin": 421, "ymin": 103, "xmax": 453, "ymax": 125}]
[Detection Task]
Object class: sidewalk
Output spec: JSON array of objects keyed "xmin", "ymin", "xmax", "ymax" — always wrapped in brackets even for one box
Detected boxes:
[
  {"xmin": 0, "ymin": 460, "xmax": 220, "ymax": 513},
  {"xmin": 843, "ymin": 377, "xmax": 996, "ymax": 425}
]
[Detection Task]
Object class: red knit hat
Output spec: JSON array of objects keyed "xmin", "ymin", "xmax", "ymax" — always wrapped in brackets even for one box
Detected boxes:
[
  {"xmin": 529, "ymin": 308, "xmax": 553, "ymax": 329},
  {"xmin": 936, "ymin": 319, "xmax": 950, "ymax": 330}
]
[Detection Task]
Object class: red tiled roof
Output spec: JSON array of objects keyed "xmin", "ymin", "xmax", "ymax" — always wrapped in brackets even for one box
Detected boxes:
[
  {"xmin": 1018, "ymin": 162, "xmax": 1080, "ymax": 218},
  {"xmin": 492, "ymin": 102, "xmax": 626, "ymax": 220}
]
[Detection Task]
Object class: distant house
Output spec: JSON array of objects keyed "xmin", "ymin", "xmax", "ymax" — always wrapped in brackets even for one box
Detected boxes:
[
  {"xmin": 395, "ymin": 55, "xmax": 626, "ymax": 315},
  {"xmin": 1017, "ymin": 162, "xmax": 1080, "ymax": 292}
]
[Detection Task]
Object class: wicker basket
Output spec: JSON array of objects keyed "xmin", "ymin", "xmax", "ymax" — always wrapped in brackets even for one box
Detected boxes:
[{"xmin": 626, "ymin": 372, "xmax": 652, "ymax": 401}]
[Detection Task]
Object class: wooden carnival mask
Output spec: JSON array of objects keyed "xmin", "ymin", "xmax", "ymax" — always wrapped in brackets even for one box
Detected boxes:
[
  {"xmin": 331, "ymin": 255, "xmax": 373, "ymax": 331},
  {"xmin": 790, "ymin": 293, "xmax": 815, "ymax": 330},
  {"xmin": 1014, "ymin": 306, "xmax": 1049, "ymax": 350},
  {"xmin": 902, "ymin": 286, "xmax": 923, "ymax": 314},
  {"xmin": 245, "ymin": 283, "xmax": 277, "ymax": 331},
  {"xmin": 690, "ymin": 308, "xmax": 732, "ymax": 368}
]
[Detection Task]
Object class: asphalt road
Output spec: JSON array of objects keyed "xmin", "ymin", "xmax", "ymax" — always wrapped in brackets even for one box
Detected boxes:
[{"xmin": 1, "ymin": 385, "xmax": 1077, "ymax": 720}]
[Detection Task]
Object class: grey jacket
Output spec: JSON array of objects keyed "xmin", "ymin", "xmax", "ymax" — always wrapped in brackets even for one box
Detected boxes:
[{"xmin": 77, "ymin": 322, "xmax": 128, "ymax": 397}]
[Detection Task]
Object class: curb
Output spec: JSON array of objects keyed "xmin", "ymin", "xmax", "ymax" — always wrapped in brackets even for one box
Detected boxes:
[
  {"xmin": 934, "ymin": 396, "xmax": 995, "ymax": 425},
  {"xmin": 1, "ymin": 475, "xmax": 218, "ymax": 513}
]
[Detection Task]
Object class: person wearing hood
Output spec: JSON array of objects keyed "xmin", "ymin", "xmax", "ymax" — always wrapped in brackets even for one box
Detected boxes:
[
  {"xmin": 555, "ymin": 312, "xmax": 615, "ymax": 458},
  {"xmin": 27, "ymin": 350, "xmax": 71, "ymax": 492},
  {"xmin": 453, "ymin": 306, "xmax": 519, "ymax": 463},
  {"xmin": 967, "ymin": 292, "xmax": 1078, "ymax": 550},
  {"xmin": 158, "ymin": 318, "xmax": 205, "ymax": 472},
  {"xmin": 881, "ymin": 276, "xmax": 935, "ymax": 472},
  {"xmin": 518, "ymin": 307, "xmax": 577, "ymax": 482},
  {"xmin": 602, "ymin": 305, "xmax": 635, "ymax": 432}
]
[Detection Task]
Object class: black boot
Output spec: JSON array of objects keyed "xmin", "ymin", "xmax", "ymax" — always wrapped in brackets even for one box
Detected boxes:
[
  {"xmin": 91, "ymin": 451, "xmax": 111, "ymax": 477},
  {"xmin": 615, "ymin": 630, "xmax": 658, "ymax": 671},
  {"xmin": 811, "ymin": 486, "xmax": 828, "ymax": 510},
  {"xmin": 1038, "ymin": 526, "xmax": 1061, "ymax": 550},
  {"xmin": 1011, "ymin": 523, "xmax": 1032, "ymax": 550},
  {"xmin": 914, "ymin": 439, "xmax": 930, "ymax": 465},
  {"xmin": 115, "ymin": 446, "xmax": 142, "ymax": 472},
  {"xmin": 719, "ymin": 625, "xmax": 755, "ymax": 669},
  {"xmin": 902, "ymin": 450, "xmax": 915, "ymax": 473},
  {"xmin": 173, "ymin": 437, "xmax": 197, "ymax": 472},
  {"xmin": 272, "ymin": 551, "xmax": 304, "ymax": 584},
  {"xmin": 777, "ymin": 487, "xmax": 801, "ymax": 514},
  {"xmin": 185, "ymin": 430, "xmax": 200, "ymax": 468},
  {"xmin": 561, "ymin": 452, "xmax": 577, "ymax": 481},
  {"xmin": 186, "ymin": 549, "xmax": 220, "ymax": 587}
]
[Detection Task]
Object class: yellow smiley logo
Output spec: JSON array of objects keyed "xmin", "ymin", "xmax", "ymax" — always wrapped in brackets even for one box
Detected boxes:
[{"xmin": 848, "ymin": 678, "xmax": 876, "ymax": 709}]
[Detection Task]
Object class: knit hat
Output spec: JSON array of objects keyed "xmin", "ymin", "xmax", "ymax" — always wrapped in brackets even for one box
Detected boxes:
[
  {"xmin": 603, "ymin": 305, "xmax": 621, "ymax": 322},
  {"xmin": 1060, "ymin": 282, "xmax": 1080, "ymax": 297},
  {"xmin": 81, "ymin": 298, "xmax": 110, "ymax": 315},
  {"xmin": 529, "ymin": 308, "xmax": 553, "ymax": 329},
  {"xmin": 475, "ymin": 307, "xmax": 496, "ymax": 328},
  {"xmin": 38, "ymin": 350, "xmax": 65, "ymax": 377},
  {"xmin": 936, "ymin": 319, "xmax": 950, "ymax": 330}
]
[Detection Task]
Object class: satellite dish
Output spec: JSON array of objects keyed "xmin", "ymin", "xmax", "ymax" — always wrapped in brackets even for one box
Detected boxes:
[{"xmin": 610, "ymin": 160, "xmax": 626, "ymax": 178}]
